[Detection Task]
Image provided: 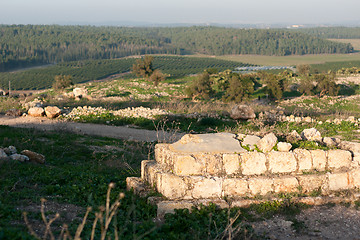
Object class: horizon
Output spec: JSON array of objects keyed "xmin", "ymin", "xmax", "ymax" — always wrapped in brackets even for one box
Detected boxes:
[{"xmin": 1, "ymin": 0, "xmax": 360, "ymax": 27}]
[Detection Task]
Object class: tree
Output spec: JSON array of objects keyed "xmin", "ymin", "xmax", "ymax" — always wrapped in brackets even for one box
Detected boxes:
[
  {"xmin": 222, "ymin": 74, "xmax": 254, "ymax": 103},
  {"xmin": 297, "ymin": 64, "xmax": 311, "ymax": 76},
  {"xmin": 132, "ymin": 55, "xmax": 154, "ymax": 79},
  {"xmin": 261, "ymin": 73, "xmax": 287, "ymax": 100},
  {"xmin": 313, "ymin": 73, "xmax": 339, "ymax": 97},
  {"xmin": 52, "ymin": 75, "xmax": 73, "ymax": 89},
  {"xmin": 185, "ymin": 72, "xmax": 213, "ymax": 100},
  {"xmin": 149, "ymin": 69, "xmax": 166, "ymax": 86}
]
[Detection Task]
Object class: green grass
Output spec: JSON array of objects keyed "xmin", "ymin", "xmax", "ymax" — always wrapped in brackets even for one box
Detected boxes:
[{"xmin": 0, "ymin": 126, "xmax": 263, "ymax": 239}]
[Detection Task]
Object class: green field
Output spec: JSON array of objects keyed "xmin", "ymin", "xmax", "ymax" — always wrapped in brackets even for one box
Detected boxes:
[{"xmin": 0, "ymin": 56, "xmax": 250, "ymax": 90}]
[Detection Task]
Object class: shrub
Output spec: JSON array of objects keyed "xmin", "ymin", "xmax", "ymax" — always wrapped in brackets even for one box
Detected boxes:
[
  {"xmin": 185, "ymin": 72, "xmax": 214, "ymax": 100},
  {"xmin": 149, "ymin": 69, "xmax": 166, "ymax": 86},
  {"xmin": 222, "ymin": 74, "xmax": 254, "ymax": 103},
  {"xmin": 52, "ymin": 75, "xmax": 73, "ymax": 89}
]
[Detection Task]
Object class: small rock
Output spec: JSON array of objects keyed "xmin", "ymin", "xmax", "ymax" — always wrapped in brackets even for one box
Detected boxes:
[
  {"xmin": 0, "ymin": 149, "xmax": 10, "ymax": 161},
  {"xmin": 5, "ymin": 109, "xmax": 22, "ymax": 117},
  {"xmin": 286, "ymin": 130, "xmax": 302, "ymax": 143},
  {"xmin": 4, "ymin": 146, "xmax": 17, "ymax": 155},
  {"xmin": 73, "ymin": 88, "xmax": 88, "ymax": 99},
  {"xmin": 322, "ymin": 137, "xmax": 340, "ymax": 147},
  {"xmin": 230, "ymin": 105, "xmax": 256, "ymax": 120},
  {"xmin": 301, "ymin": 128, "xmax": 322, "ymax": 142},
  {"xmin": 304, "ymin": 116, "xmax": 312, "ymax": 123},
  {"xmin": 242, "ymin": 135, "xmax": 261, "ymax": 150},
  {"xmin": 44, "ymin": 106, "xmax": 61, "ymax": 118},
  {"xmin": 257, "ymin": 133, "xmax": 277, "ymax": 152},
  {"xmin": 10, "ymin": 154, "xmax": 29, "ymax": 162},
  {"xmin": 277, "ymin": 142, "xmax": 292, "ymax": 152},
  {"xmin": 21, "ymin": 150, "xmax": 46, "ymax": 164},
  {"xmin": 28, "ymin": 107, "xmax": 45, "ymax": 117}
]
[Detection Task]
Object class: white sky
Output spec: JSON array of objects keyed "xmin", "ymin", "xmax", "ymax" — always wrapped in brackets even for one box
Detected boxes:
[{"xmin": 1, "ymin": 0, "xmax": 360, "ymax": 25}]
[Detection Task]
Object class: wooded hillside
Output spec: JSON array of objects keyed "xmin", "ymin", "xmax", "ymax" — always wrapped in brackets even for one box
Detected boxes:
[{"xmin": 0, "ymin": 25, "xmax": 354, "ymax": 71}]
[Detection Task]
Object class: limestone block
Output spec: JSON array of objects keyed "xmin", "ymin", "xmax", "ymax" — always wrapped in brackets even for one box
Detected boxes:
[
  {"xmin": 191, "ymin": 177, "xmax": 222, "ymax": 199},
  {"xmin": 273, "ymin": 176, "xmax": 299, "ymax": 193},
  {"xmin": 155, "ymin": 144, "xmax": 170, "ymax": 164},
  {"xmin": 293, "ymin": 149, "xmax": 312, "ymax": 172},
  {"xmin": 328, "ymin": 172, "xmax": 350, "ymax": 191},
  {"xmin": 350, "ymin": 169, "xmax": 360, "ymax": 188},
  {"xmin": 267, "ymin": 152, "xmax": 297, "ymax": 173},
  {"xmin": 195, "ymin": 153, "xmax": 223, "ymax": 175},
  {"xmin": 327, "ymin": 150, "xmax": 352, "ymax": 170},
  {"xmin": 301, "ymin": 128, "xmax": 322, "ymax": 142},
  {"xmin": 157, "ymin": 200, "xmax": 194, "ymax": 217},
  {"xmin": 223, "ymin": 154, "xmax": 240, "ymax": 175},
  {"xmin": 242, "ymin": 135, "xmax": 260, "ymax": 150},
  {"xmin": 277, "ymin": 142, "xmax": 292, "ymax": 152},
  {"xmin": 240, "ymin": 152, "xmax": 267, "ymax": 175},
  {"xmin": 297, "ymin": 175, "xmax": 327, "ymax": 193},
  {"xmin": 173, "ymin": 154, "xmax": 204, "ymax": 176},
  {"xmin": 141, "ymin": 160, "xmax": 159, "ymax": 187},
  {"xmin": 126, "ymin": 177, "xmax": 146, "ymax": 195},
  {"xmin": 339, "ymin": 141, "xmax": 360, "ymax": 153},
  {"xmin": 310, "ymin": 150, "xmax": 327, "ymax": 171},
  {"xmin": 248, "ymin": 177, "xmax": 273, "ymax": 195},
  {"xmin": 157, "ymin": 173, "xmax": 188, "ymax": 199},
  {"xmin": 257, "ymin": 133, "xmax": 277, "ymax": 152},
  {"xmin": 223, "ymin": 178, "xmax": 248, "ymax": 196}
]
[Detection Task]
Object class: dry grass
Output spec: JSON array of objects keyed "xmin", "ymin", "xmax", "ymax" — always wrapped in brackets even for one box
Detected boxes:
[{"xmin": 23, "ymin": 183, "xmax": 139, "ymax": 240}]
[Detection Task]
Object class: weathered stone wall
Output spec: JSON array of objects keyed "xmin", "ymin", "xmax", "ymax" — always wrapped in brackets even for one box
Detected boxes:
[{"xmin": 127, "ymin": 132, "xmax": 360, "ymax": 216}]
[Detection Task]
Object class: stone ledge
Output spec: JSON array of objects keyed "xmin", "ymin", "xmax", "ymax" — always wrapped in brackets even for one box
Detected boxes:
[
  {"xmin": 154, "ymin": 194, "xmax": 360, "ymax": 218},
  {"xmin": 136, "ymin": 163, "xmax": 360, "ymax": 199},
  {"xmin": 155, "ymin": 144, "xmax": 355, "ymax": 177}
]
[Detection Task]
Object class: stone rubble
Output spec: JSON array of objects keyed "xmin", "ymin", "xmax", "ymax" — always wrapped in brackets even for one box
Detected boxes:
[{"xmin": 0, "ymin": 146, "xmax": 45, "ymax": 164}]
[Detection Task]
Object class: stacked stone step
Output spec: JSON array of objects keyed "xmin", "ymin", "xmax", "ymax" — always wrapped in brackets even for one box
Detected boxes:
[{"xmin": 127, "ymin": 133, "xmax": 360, "ymax": 201}]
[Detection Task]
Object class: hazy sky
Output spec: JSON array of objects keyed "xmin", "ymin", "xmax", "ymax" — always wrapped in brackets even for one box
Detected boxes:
[{"xmin": 1, "ymin": 0, "xmax": 360, "ymax": 25}]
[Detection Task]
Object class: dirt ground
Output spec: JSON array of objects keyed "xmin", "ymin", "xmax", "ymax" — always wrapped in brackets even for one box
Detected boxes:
[{"xmin": 0, "ymin": 114, "xmax": 183, "ymax": 143}]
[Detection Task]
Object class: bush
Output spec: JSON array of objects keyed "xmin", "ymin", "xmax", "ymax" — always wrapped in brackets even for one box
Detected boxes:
[
  {"xmin": 149, "ymin": 69, "xmax": 166, "ymax": 86},
  {"xmin": 52, "ymin": 75, "xmax": 73, "ymax": 89},
  {"xmin": 222, "ymin": 74, "xmax": 254, "ymax": 103},
  {"xmin": 185, "ymin": 72, "xmax": 214, "ymax": 100}
]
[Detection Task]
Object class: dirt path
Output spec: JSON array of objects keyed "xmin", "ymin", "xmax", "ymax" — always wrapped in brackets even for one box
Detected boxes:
[{"xmin": 0, "ymin": 115, "xmax": 184, "ymax": 142}]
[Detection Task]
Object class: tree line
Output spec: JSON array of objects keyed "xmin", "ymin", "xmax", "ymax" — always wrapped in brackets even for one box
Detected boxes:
[
  {"xmin": 296, "ymin": 27, "xmax": 360, "ymax": 39},
  {"xmin": 0, "ymin": 25, "xmax": 353, "ymax": 71}
]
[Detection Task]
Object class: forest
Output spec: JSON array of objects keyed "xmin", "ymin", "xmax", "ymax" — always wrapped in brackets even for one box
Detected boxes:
[
  {"xmin": 296, "ymin": 27, "xmax": 360, "ymax": 39},
  {"xmin": 0, "ymin": 25, "xmax": 354, "ymax": 71}
]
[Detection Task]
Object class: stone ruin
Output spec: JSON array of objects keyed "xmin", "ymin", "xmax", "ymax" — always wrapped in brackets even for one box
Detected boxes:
[{"xmin": 126, "ymin": 132, "xmax": 360, "ymax": 217}]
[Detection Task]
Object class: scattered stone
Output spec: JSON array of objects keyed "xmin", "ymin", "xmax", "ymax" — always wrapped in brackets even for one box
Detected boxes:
[
  {"xmin": 301, "ymin": 128, "xmax": 322, "ymax": 142},
  {"xmin": 257, "ymin": 133, "xmax": 278, "ymax": 152},
  {"xmin": 4, "ymin": 146, "xmax": 17, "ymax": 155},
  {"xmin": 5, "ymin": 109, "xmax": 22, "ymax": 117},
  {"xmin": 73, "ymin": 88, "xmax": 88, "ymax": 99},
  {"xmin": 277, "ymin": 142, "xmax": 292, "ymax": 152},
  {"xmin": 28, "ymin": 107, "xmax": 45, "ymax": 117},
  {"xmin": 44, "ymin": 106, "xmax": 61, "ymax": 118},
  {"xmin": 304, "ymin": 116, "xmax": 312, "ymax": 123},
  {"xmin": 21, "ymin": 150, "xmax": 46, "ymax": 164},
  {"xmin": 10, "ymin": 154, "xmax": 29, "ymax": 162},
  {"xmin": 0, "ymin": 149, "xmax": 10, "ymax": 161},
  {"xmin": 241, "ymin": 135, "xmax": 261, "ymax": 150},
  {"xmin": 323, "ymin": 137, "xmax": 341, "ymax": 148},
  {"xmin": 286, "ymin": 130, "xmax": 302, "ymax": 143},
  {"xmin": 230, "ymin": 105, "xmax": 256, "ymax": 120}
]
